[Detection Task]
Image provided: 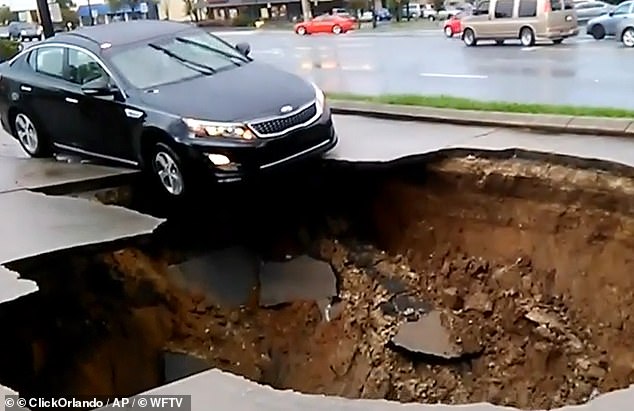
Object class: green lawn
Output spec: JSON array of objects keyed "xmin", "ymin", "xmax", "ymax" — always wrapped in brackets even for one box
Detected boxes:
[{"xmin": 327, "ymin": 93, "xmax": 634, "ymax": 119}]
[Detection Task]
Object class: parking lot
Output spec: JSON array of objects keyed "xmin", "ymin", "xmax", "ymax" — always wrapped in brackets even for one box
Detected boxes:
[{"xmin": 211, "ymin": 27, "xmax": 634, "ymax": 108}]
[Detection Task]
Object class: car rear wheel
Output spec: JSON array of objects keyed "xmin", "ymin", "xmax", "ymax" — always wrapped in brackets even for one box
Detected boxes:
[
  {"xmin": 296, "ymin": 26, "xmax": 307, "ymax": 35},
  {"xmin": 463, "ymin": 28, "xmax": 477, "ymax": 47},
  {"xmin": 152, "ymin": 143, "xmax": 186, "ymax": 198},
  {"xmin": 519, "ymin": 27, "xmax": 535, "ymax": 47},
  {"xmin": 622, "ymin": 27, "xmax": 634, "ymax": 47},
  {"xmin": 591, "ymin": 24, "xmax": 605, "ymax": 40},
  {"xmin": 444, "ymin": 26, "xmax": 453, "ymax": 37},
  {"xmin": 14, "ymin": 112, "xmax": 51, "ymax": 158},
  {"xmin": 332, "ymin": 25, "xmax": 342, "ymax": 34}
]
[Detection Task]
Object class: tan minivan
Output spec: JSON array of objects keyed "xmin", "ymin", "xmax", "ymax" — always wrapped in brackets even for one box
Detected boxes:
[{"xmin": 461, "ymin": 0, "xmax": 579, "ymax": 47}]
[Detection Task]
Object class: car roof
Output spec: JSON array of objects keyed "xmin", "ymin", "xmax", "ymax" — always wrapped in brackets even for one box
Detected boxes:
[{"xmin": 53, "ymin": 20, "xmax": 195, "ymax": 48}]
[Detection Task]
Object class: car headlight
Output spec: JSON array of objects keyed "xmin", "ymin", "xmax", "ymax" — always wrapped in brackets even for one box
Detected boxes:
[
  {"xmin": 183, "ymin": 118, "xmax": 255, "ymax": 140},
  {"xmin": 311, "ymin": 82, "xmax": 325, "ymax": 108}
]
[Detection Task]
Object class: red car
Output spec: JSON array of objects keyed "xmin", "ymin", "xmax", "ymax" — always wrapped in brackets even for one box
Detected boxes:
[
  {"xmin": 443, "ymin": 13, "xmax": 464, "ymax": 38},
  {"xmin": 295, "ymin": 14, "xmax": 356, "ymax": 35}
]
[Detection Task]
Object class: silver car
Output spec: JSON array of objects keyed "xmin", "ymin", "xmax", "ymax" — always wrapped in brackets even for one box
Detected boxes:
[
  {"xmin": 575, "ymin": 1, "xmax": 613, "ymax": 23},
  {"xmin": 615, "ymin": 14, "xmax": 634, "ymax": 45},
  {"xmin": 586, "ymin": 0, "xmax": 634, "ymax": 39}
]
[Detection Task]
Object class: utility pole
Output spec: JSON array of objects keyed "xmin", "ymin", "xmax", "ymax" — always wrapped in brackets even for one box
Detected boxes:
[
  {"xmin": 300, "ymin": 0, "xmax": 311, "ymax": 21},
  {"xmin": 35, "ymin": 0, "xmax": 54, "ymax": 38},
  {"xmin": 87, "ymin": 0, "xmax": 95, "ymax": 25}
]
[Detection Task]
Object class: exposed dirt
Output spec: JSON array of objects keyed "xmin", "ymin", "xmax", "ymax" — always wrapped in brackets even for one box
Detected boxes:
[{"xmin": 1, "ymin": 154, "xmax": 634, "ymax": 410}]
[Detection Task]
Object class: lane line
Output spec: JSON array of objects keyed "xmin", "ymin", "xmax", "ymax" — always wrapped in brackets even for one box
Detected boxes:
[{"xmin": 419, "ymin": 72, "xmax": 488, "ymax": 79}]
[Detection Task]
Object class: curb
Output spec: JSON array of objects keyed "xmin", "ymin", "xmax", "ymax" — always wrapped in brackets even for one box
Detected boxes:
[{"xmin": 328, "ymin": 100, "xmax": 634, "ymax": 137}]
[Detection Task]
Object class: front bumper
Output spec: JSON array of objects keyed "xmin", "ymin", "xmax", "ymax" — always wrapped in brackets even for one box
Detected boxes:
[{"xmin": 174, "ymin": 106, "xmax": 338, "ymax": 183}]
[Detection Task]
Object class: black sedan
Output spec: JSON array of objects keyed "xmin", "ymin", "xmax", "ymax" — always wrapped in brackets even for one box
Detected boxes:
[{"xmin": 0, "ymin": 20, "xmax": 338, "ymax": 197}]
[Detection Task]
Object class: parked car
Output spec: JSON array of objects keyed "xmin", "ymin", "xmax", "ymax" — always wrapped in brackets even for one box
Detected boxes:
[
  {"xmin": 462, "ymin": 0, "xmax": 579, "ymax": 47},
  {"xmin": 295, "ymin": 14, "xmax": 355, "ymax": 35},
  {"xmin": 8, "ymin": 21, "xmax": 43, "ymax": 41},
  {"xmin": 586, "ymin": 0, "xmax": 633, "ymax": 39},
  {"xmin": 574, "ymin": 1, "xmax": 614, "ymax": 23},
  {"xmin": 0, "ymin": 26, "xmax": 9, "ymax": 40},
  {"xmin": 443, "ymin": 12, "xmax": 465, "ymax": 37},
  {"xmin": 0, "ymin": 20, "xmax": 338, "ymax": 198},
  {"xmin": 615, "ymin": 13, "xmax": 634, "ymax": 45},
  {"xmin": 359, "ymin": 10, "xmax": 374, "ymax": 22},
  {"xmin": 376, "ymin": 8, "xmax": 393, "ymax": 21}
]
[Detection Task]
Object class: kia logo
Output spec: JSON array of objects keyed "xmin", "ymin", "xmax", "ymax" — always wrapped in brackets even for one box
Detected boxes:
[{"xmin": 280, "ymin": 105, "xmax": 293, "ymax": 113}]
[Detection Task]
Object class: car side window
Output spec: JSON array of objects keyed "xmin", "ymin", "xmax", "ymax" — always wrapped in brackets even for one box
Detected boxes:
[
  {"xmin": 494, "ymin": 0, "xmax": 514, "ymax": 17},
  {"xmin": 67, "ymin": 48, "xmax": 108, "ymax": 85},
  {"xmin": 613, "ymin": 2, "xmax": 632, "ymax": 14},
  {"xmin": 519, "ymin": 0, "xmax": 537, "ymax": 16},
  {"xmin": 475, "ymin": 0, "xmax": 490, "ymax": 14},
  {"xmin": 34, "ymin": 47, "xmax": 65, "ymax": 79}
]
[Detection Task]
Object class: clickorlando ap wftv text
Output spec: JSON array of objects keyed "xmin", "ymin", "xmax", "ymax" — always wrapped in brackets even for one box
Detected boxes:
[{"xmin": 4, "ymin": 395, "xmax": 190, "ymax": 409}]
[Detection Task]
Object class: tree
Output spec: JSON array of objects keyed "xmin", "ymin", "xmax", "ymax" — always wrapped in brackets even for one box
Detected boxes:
[{"xmin": 0, "ymin": 6, "xmax": 13, "ymax": 25}]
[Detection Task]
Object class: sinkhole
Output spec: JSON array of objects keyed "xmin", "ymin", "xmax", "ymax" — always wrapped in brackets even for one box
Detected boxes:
[{"xmin": 1, "ymin": 152, "xmax": 633, "ymax": 411}]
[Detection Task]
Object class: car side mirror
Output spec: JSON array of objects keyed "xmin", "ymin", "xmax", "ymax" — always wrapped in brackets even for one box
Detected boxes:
[
  {"xmin": 235, "ymin": 42, "xmax": 250, "ymax": 57},
  {"xmin": 81, "ymin": 76, "xmax": 117, "ymax": 96}
]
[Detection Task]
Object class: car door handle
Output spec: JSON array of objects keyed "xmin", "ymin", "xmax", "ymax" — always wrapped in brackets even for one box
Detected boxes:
[
  {"xmin": 65, "ymin": 97, "xmax": 78, "ymax": 104},
  {"xmin": 20, "ymin": 85, "xmax": 31, "ymax": 92}
]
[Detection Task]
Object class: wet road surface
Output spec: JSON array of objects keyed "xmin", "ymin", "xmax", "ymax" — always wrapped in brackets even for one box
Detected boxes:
[{"xmin": 216, "ymin": 29, "xmax": 633, "ymax": 108}]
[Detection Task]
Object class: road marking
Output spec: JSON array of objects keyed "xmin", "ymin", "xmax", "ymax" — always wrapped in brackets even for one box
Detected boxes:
[
  {"xmin": 419, "ymin": 72, "xmax": 488, "ymax": 79},
  {"xmin": 210, "ymin": 31, "xmax": 256, "ymax": 36},
  {"xmin": 341, "ymin": 64, "xmax": 374, "ymax": 71},
  {"xmin": 251, "ymin": 48, "xmax": 284, "ymax": 56}
]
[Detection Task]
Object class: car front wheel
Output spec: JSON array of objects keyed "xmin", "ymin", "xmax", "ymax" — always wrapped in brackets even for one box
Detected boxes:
[
  {"xmin": 444, "ymin": 26, "xmax": 453, "ymax": 37},
  {"xmin": 13, "ymin": 111, "xmax": 51, "ymax": 158},
  {"xmin": 296, "ymin": 26, "xmax": 307, "ymax": 35},
  {"xmin": 622, "ymin": 27, "xmax": 634, "ymax": 47},
  {"xmin": 591, "ymin": 24, "xmax": 605, "ymax": 40},
  {"xmin": 152, "ymin": 143, "xmax": 186, "ymax": 198}
]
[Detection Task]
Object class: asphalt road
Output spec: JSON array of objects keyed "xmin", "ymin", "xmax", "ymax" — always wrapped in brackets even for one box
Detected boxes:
[{"xmin": 215, "ymin": 28, "xmax": 632, "ymax": 108}]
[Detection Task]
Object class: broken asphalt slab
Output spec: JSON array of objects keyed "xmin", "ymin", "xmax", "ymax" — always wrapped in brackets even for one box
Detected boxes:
[
  {"xmin": 329, "ymin": 100, "xmax": 634, "ymax": 137},
  {"xmin": 167, "ymin": 246, "xmax": 260, "ymax": 308},
  {"xmin": 392, "ymin": 310, "xmax": 463, "ymax": 359},
  {"xmin": 95, "ymin": 367, "xmax": 634, "ymax": 411},
  {"xmin": 259, "ymin": 255, "xmax": 337, "ymax": 307},
  {"xmin": 0, "ymin": 191, "xmax": 163, "ymax": 304},
  {"xmin": 329, "ymin": 115, "xmax": 634, "ymax": 168},
  {"xmin": 0, "ymin": 266, "xmax": 37, "ymax": 304},
  {"xmin": 0, "ymin": 191, "xmax": 163, "ymax": 264},
  {"xmin": 0, "ymin": 156, "xmax": 137, "ymax": 194}
]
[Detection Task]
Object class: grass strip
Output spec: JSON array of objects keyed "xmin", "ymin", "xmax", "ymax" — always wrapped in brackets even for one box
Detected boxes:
[{"xmin": 327, "ymin": 93, "xmax": 634, "ymax": 119}]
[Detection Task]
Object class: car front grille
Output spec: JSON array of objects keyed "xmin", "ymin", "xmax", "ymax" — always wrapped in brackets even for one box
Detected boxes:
[{"xmin": 249, "ymin": 103, "xmax": 318, "ymax": 137}]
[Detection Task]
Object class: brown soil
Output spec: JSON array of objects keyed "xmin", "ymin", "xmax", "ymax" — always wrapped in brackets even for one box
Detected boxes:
[{"xmin": 1, "ymin": 155, "xmax": 633, "ymax": 411}]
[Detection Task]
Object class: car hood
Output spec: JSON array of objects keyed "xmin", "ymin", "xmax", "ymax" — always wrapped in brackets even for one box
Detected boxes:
[{"xmin": 139, "ymin": 62, "xmax": 317, "ymax": 123}]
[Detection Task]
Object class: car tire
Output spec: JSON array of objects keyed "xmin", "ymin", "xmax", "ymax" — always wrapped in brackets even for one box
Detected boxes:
[
  {"xmin": 591, "ymin": 24, "xmax": 605, "ymax": 40},
  {"xmin": 13, "ymin": 111, "xmax": 52, "ymax": 158},
  {"xmin": 622, "ymin": 27, "xmax": 634, "ymax": 47},
  {"xmin": 296, "ymin": 26, "xmax": 307, "ymax": 35},
  {"xmin": 332, "ymin": 25, "xmax": 342, "ymax": 34},
  {"xmin": 463, "ymin": 28, "xmax": 477, "ymax": 47},
  {"xmin": 519, "ymin": 27, "xmax": 535, "ymax": 47},
  {"xmin": 444, "ymin": 26, "xmax": 453, "ymax": 37},
  {"xmin": 151, "ymin": 142, "xmax": 187, "ymax": 198},
  {"xmin": 429, "ymin": 15, "xmax": 436, "ymax": 21}
]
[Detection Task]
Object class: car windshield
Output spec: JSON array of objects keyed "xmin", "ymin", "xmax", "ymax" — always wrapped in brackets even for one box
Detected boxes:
[{"xmin": 107, "ymin": 31, "xmax": 250, "ymax": 89}]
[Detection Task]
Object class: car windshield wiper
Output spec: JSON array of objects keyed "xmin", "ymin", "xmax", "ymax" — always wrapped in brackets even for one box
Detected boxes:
[
  {"xmin": 149, "ymin": 43, "xmax": 216, "ymax": 75},
  {"xmin": 174, "ymin": 37, "xmax": 248, "ymax": 66}
]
